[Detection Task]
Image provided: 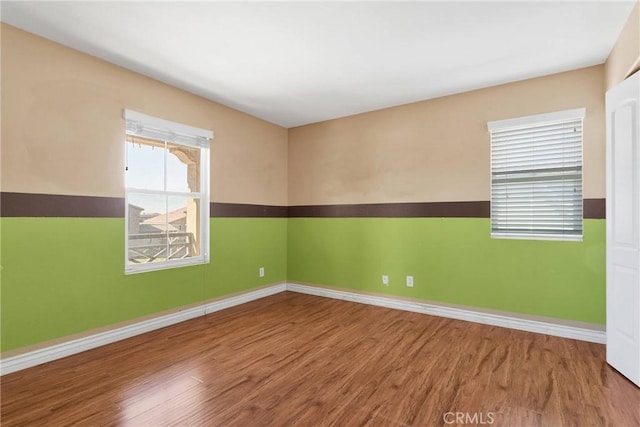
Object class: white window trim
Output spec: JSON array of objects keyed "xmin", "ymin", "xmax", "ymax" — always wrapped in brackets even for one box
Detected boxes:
[
  {"xmin": 487, "ymin": 108, "xmax": 585, "ymax": 242},
  {"xmin": 487, "ymin": 108, "xmax": 586, "ymax": 132},
  {"xmin": 124, "ymin": 110, "xmax": 211, "ymax": 275},
  {"xmin": 490, "ymin": 232, "xmax": 583, "ymax": 242},
  {"xmin": 124, "ymin": 109, "xmax": 213, "ymax": 141}
]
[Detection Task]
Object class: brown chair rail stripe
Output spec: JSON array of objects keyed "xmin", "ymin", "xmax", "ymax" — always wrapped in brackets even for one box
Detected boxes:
[
  {"xmin": 584, "ymin": 198, "xmax": 606, "ymax": 219},
  {"xmin": 211, "ymin": 203, "xmax": 288, "ymax": 218},
  {"xmin": 1, "ymin": 192, "xmax": 126, "ymax": 218},
  {"xmin": 0, "ymin": 192, "xmax": 605, "ymax": 219},
  {"xmin": 291, "ymin": 199, "xmax": 605, "ymax": 219},
  {"xmin": 288, "ymin": 201, "xmax": 490, "ymax": 218},
  {"xmin": 0, "ymin": 193, "xmax": 288, "ymax": 218}
]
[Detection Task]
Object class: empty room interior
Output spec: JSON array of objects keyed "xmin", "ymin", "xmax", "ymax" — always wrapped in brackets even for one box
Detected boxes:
[{"xmin": 2, "ymin": 1, "xmax": 640, "ymax": 426}]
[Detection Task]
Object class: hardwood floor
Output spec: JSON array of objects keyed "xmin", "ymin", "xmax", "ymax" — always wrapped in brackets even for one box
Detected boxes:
[{"xmin": 2, "ymin": 292, "xmax": 639, "ymax": 426}]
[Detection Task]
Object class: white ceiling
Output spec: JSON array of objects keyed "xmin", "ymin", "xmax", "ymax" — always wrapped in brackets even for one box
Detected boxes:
[{"xmin": 1, "ymin": 1, "xmax": 636, "ymax": 127}]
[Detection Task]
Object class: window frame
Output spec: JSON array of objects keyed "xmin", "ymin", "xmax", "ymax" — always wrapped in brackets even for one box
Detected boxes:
[
  {"xmin": 487, "ymin": 108, "xmax": 585, "ymax": 242},
  {"xmin": 124, "ymin": 109, "xmax": 212, "ymax": 274}
]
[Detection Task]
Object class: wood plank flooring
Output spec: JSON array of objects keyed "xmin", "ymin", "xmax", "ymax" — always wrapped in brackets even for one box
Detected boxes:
[{"xmin": 2, "ymin": 292, "xmax": 639, "ymax": 426}]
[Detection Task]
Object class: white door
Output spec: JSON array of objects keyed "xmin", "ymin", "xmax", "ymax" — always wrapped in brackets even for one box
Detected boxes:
[{"xmin": 606, "ymin": 71, "xmax": 640, "ymax": 387}]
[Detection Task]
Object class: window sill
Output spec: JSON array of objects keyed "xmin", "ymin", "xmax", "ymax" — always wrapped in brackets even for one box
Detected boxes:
[
  {"xmin": 125, "ymin": 256, "xmax": 209, "ymax": 275},
  {"xmin": 491, "ymin": 233, "xmax": 583, "ymax": 242}
]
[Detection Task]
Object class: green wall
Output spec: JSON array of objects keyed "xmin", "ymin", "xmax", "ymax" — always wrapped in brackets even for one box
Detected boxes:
[
  {"xmin": 0, "ymin": 217, "xmax": 287, "ymax": 351},
  {"xmin": 287, "ymin": 218, "xmax": 606, "ymax": 324},
  {"xmin": 1, "ymin": 215, "xmax": 606, "ymax": 353}
]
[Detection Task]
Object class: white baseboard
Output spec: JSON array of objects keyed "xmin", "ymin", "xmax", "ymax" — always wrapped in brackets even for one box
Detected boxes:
[
  {"xmin": 286, "ymin": 283, "xmax": 606, "ymax": 344},
  {"xmin": 0, "ymin": 283, "xmax": 286, "ymax": 376},
  {"xmin": 205, "ymin": 283, "xmax": 286, "ymax": 314},
  {"xmin": 1, "ymin": 281, "xmax": 604, "ymax": 375}
]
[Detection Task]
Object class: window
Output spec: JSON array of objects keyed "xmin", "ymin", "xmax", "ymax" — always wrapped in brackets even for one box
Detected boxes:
[
  {"xmin": 487, "ymin": 108, "xmax": 585, "ymax": 241},
  {"xmin": 124, "ymin": 110, "xmax": 212, "ymax": 274}
]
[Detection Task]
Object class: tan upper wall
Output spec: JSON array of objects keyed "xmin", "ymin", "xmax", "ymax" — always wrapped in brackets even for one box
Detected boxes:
[
  {"xmin": 3, "ymin": 23, "xmax": 610, "ymax": 208},
  {"xmin": 289, "ymin": 65, "xmax": 605, "ymax": 205},
  {"xmin": 605, "ymin": 2, "xmax": 640, "ymax": 90},
  {"xmin": 1, "ymin": 24, "xmax": 288, "ymax": 205}
]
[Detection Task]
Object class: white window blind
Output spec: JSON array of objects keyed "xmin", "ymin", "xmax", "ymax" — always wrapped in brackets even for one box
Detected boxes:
[
  {"xmin": 488, "ymin": 108, "xmax": 585, "ymax": 241},
  {"xmin": 124, "ymin": 109, "xmax": 212, "ymax": 148}
]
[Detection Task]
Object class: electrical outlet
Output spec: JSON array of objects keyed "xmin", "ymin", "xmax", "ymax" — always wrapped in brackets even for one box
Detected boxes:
[
  {"xmin": 406, "ymin": 275, "xmax": 414, "ymax": 287},
  {"xmin": 259, "ymin": 267, "xmax": 265, "ymax": 277},
  {"xmin": 382, "ymin": 275, "xmax": 389, "ymax": 286}
]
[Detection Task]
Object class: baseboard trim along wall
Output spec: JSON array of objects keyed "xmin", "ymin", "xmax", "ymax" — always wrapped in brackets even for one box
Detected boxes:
[
  {"xmin": 0, "ymin": 283, "xmax": 287, "ymax": 375},
  {"xmin": 1, "ymin": 281, "xmax": 605, "ymax": 375},
  {"xmin": 202, "ymin": 283, "xmax": 287, "ymax": 314},
  {"xmin": 286, "ymin": 283, "xmax": 606, "ymax": 344}
]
